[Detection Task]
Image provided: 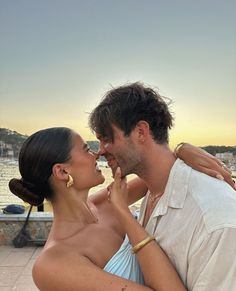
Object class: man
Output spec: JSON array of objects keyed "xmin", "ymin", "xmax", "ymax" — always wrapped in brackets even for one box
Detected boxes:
[{"xmin": 89, "ymin": 82, "xmax": 236, "ymax": 290}]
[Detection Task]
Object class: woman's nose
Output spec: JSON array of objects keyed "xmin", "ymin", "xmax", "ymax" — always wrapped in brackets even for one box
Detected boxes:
[
  {"xmin": 92, "ymin": 151, "xmax": 100, "ymax": 160},
  {"xmin": 98, "ymin": 147, "xmax": 104, "ymax": 156}
]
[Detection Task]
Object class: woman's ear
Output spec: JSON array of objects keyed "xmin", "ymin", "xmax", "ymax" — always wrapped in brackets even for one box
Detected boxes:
[{"xmin": 52, "ymin": 164, "xmax": 68, "ymax": 181}]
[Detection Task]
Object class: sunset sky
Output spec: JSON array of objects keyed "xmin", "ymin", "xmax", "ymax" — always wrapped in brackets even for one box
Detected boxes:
[{"xmin": 1, "ymin": 0, "xmax": 235, "ymax": 147}]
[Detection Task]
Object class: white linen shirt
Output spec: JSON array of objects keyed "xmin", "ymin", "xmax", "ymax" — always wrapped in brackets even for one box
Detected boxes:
[{"xmin": 139, "ymin": 159, "xmax": 236, "ymax": 291}]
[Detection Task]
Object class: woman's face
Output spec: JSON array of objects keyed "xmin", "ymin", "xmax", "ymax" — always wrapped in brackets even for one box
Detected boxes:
[{"xmin": 67, "ymin": 133, "xmax": 105, "ymax": 190}]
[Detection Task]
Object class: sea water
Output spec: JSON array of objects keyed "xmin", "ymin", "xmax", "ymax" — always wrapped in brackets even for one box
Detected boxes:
[
  {"xmin": 1, "ymin": 161, "xmax": 235, "ymax": 210},
  {"xmin": 0, "ymin": 162, "xmax": 139, "ymax": 209}
]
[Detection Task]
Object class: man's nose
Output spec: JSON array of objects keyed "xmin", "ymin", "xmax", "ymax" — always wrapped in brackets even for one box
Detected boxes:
[{"xmin": 98, "ymin": 142, "xmax": 108, "ymax": 156}]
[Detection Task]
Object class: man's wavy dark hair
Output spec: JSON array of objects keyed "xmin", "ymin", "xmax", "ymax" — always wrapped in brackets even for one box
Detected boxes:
[{"xmin": 89, "ymin": 82, "xmax": 174, "ymax": 144}]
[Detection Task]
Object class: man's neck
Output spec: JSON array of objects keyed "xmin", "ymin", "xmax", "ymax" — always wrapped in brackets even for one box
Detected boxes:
[{"xmin": 138, "ymin": 144, "xmax": 176, "ymax": 197}]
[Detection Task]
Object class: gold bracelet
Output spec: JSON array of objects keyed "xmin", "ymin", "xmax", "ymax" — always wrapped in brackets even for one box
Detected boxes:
[
  {"xmin": 174, "ymin": 142, "xmax": 186, "ymax": 158},
  {"xmin": 131, "ymin": 235, "xmax": 155, "ymax": 254}
]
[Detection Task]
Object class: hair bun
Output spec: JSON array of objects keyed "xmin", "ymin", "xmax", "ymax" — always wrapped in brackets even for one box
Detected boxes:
[{"xmin": 9, "ymin": 178, "xmax": 44, "ymax": 206}]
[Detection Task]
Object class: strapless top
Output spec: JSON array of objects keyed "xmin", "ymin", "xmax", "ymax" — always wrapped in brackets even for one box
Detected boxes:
[{"xmin": 103, "ymin": 235, "xmax": 144, "ymax": 284}]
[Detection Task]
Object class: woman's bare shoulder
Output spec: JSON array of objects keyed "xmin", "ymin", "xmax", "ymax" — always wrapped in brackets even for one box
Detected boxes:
[
  {"xmin": 32, "ymin": 242, "xmax": 152, "ymax": 291},
  {"xmin": 32, "ymin": 244, "xmax": 90, "ymax": 290}
]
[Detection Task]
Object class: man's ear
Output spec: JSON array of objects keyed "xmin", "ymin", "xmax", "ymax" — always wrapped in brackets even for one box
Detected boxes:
[
  {"xmin": 52, "ymin": 164, "xmax": 68, "ymax": 181},
  {"xmin": 135, "ymin": 121, "xmax": 150, "ymax": 142}
]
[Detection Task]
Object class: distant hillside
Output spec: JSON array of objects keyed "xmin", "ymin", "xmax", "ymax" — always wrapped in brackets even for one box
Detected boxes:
[
  {"xmin": 0, "ymin": 128, "xmax": 99, "ymax": 158},
  {"xmin": 0, "ymin": 128, "xmax": 28, "ymax": 143},
  {"xmin": 0, "ymin": 128, "xmax": 28, "ymax": 158},
  {"xmin": 201, "ymin": 146, "xmax": 236, "ymax": 156},
  {"xmin": 1, "ymin": 128, "xmax": 235, "ymax": 158}
]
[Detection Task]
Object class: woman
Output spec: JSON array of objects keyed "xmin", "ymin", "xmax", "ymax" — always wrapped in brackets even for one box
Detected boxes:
[{"xmin": 9, "ymin": 127, "xmax": 233, "ymax": 291}]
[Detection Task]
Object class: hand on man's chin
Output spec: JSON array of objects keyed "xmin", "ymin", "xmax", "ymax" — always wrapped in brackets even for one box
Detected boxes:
[
  {"xmin": 111, "ymin": 165, "xmax": 118, "ymax": 177},
  {"xmin": 110, "ymin": 165, "xmax": 127, "ymax": 179},
  {"xmin": 106, "ymin": 158, "xmax": 119, "ymax": 176},
  {"xmin": 107, "ymin": 158, "xmax": 126, "ymax": 178}
]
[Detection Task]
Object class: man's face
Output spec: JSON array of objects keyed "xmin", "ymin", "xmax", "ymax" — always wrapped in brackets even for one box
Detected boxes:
[{"xmin": 96, "ymin": 125, "xmax": 142, "ymax": 177}]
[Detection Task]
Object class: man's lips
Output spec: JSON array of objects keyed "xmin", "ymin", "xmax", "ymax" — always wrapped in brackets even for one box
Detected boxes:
[
  {"xmin": 104, "ymin": 154, "xmax": 115, "ymax": 162},
  {"xmin": 106, "ymin": 157, "xmax": 115, "ymax": 162}
]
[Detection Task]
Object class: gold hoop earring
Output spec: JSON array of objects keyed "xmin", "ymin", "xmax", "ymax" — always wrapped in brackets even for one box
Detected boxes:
[{"xmin": 66, "ymin": 175, "xmax": 74, "ymax": 188}]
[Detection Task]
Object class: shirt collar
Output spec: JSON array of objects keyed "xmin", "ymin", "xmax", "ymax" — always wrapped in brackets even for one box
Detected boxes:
[{"xmin": 152, "ymin": 158, "xmax": 192, "ymax": 217}]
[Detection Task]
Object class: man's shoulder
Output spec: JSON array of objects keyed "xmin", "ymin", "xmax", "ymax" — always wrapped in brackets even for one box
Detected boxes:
[
  {"xmin": 187, "ymin": 168, "xmax": 236, "ymax": 232},
  {"xmin": 188, "ymin": 167, "xmax": 235, "ymax": 199}
]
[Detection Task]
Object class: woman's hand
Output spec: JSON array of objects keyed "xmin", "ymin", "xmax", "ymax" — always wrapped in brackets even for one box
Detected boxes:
[
  {"xmin": 108, "ymin": 167, "xmax": 129, "ymax": 213},
  {"xmin": 177, "ymin": 143, "xmax": 235, "ymax": 189}
]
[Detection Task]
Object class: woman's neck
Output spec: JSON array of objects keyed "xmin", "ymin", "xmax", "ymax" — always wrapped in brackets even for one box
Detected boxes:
[{"xmin": 50, "ymin": 189, "xmax": 98, "ymax": 240}]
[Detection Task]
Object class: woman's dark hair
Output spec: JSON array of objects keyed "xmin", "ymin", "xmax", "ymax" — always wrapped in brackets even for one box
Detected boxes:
[
  {"xmin": 89, "ymin": 82, "xmax": 173, "ymax": 144},
  {"xmin": 9, "ymin": 127, "xmax": 74, "ymax": 206}
]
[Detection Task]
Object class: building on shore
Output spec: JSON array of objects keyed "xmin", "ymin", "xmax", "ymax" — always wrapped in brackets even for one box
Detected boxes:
[
  {"xmin": 215, "ymin": 152, "xmax": 236, "ymax": 171},
  {"xmin": 0, "ymin": 141, "xmax": 14, "ymax": 157}
]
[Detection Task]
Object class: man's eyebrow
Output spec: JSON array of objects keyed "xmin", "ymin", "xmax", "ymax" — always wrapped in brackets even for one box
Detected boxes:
[
  {"xmin": 96, "ymin": 134, "xmax": 102, "ymax": 140},
  {"xmin": 97, "ymin": 135, "xmax": 110, "ymax": 141}
]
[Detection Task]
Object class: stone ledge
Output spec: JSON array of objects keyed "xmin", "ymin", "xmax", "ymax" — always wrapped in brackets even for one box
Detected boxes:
[
  {"xmin": 0, "ymin": 212, "xmax": 53, "ymax": 246},
  {"xmin": 0, "ymin": 212, "xmax": 53, "ymax": 221}
]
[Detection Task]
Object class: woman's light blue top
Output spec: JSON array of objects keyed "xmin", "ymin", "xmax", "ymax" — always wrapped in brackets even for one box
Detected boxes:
[{"xmin": 103, "ymin": 235, "xmax": 144, "ymax": 284}]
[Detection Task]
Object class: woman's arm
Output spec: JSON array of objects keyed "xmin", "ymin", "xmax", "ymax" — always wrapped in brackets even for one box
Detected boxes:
[
  {"xmin": 33, "ymin": 247, "xmax": 162, "ymax": 291},
  {"xmin": 109, "ymin": 168, "xmax": 187, "ymax": 291},
  {"xmin": 90, "ymin": 177, "xmax": 147, "ymax": 205},
  {"xmin": 176, "ymin": 143, "xmax": 235, "ymax": 189}
]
